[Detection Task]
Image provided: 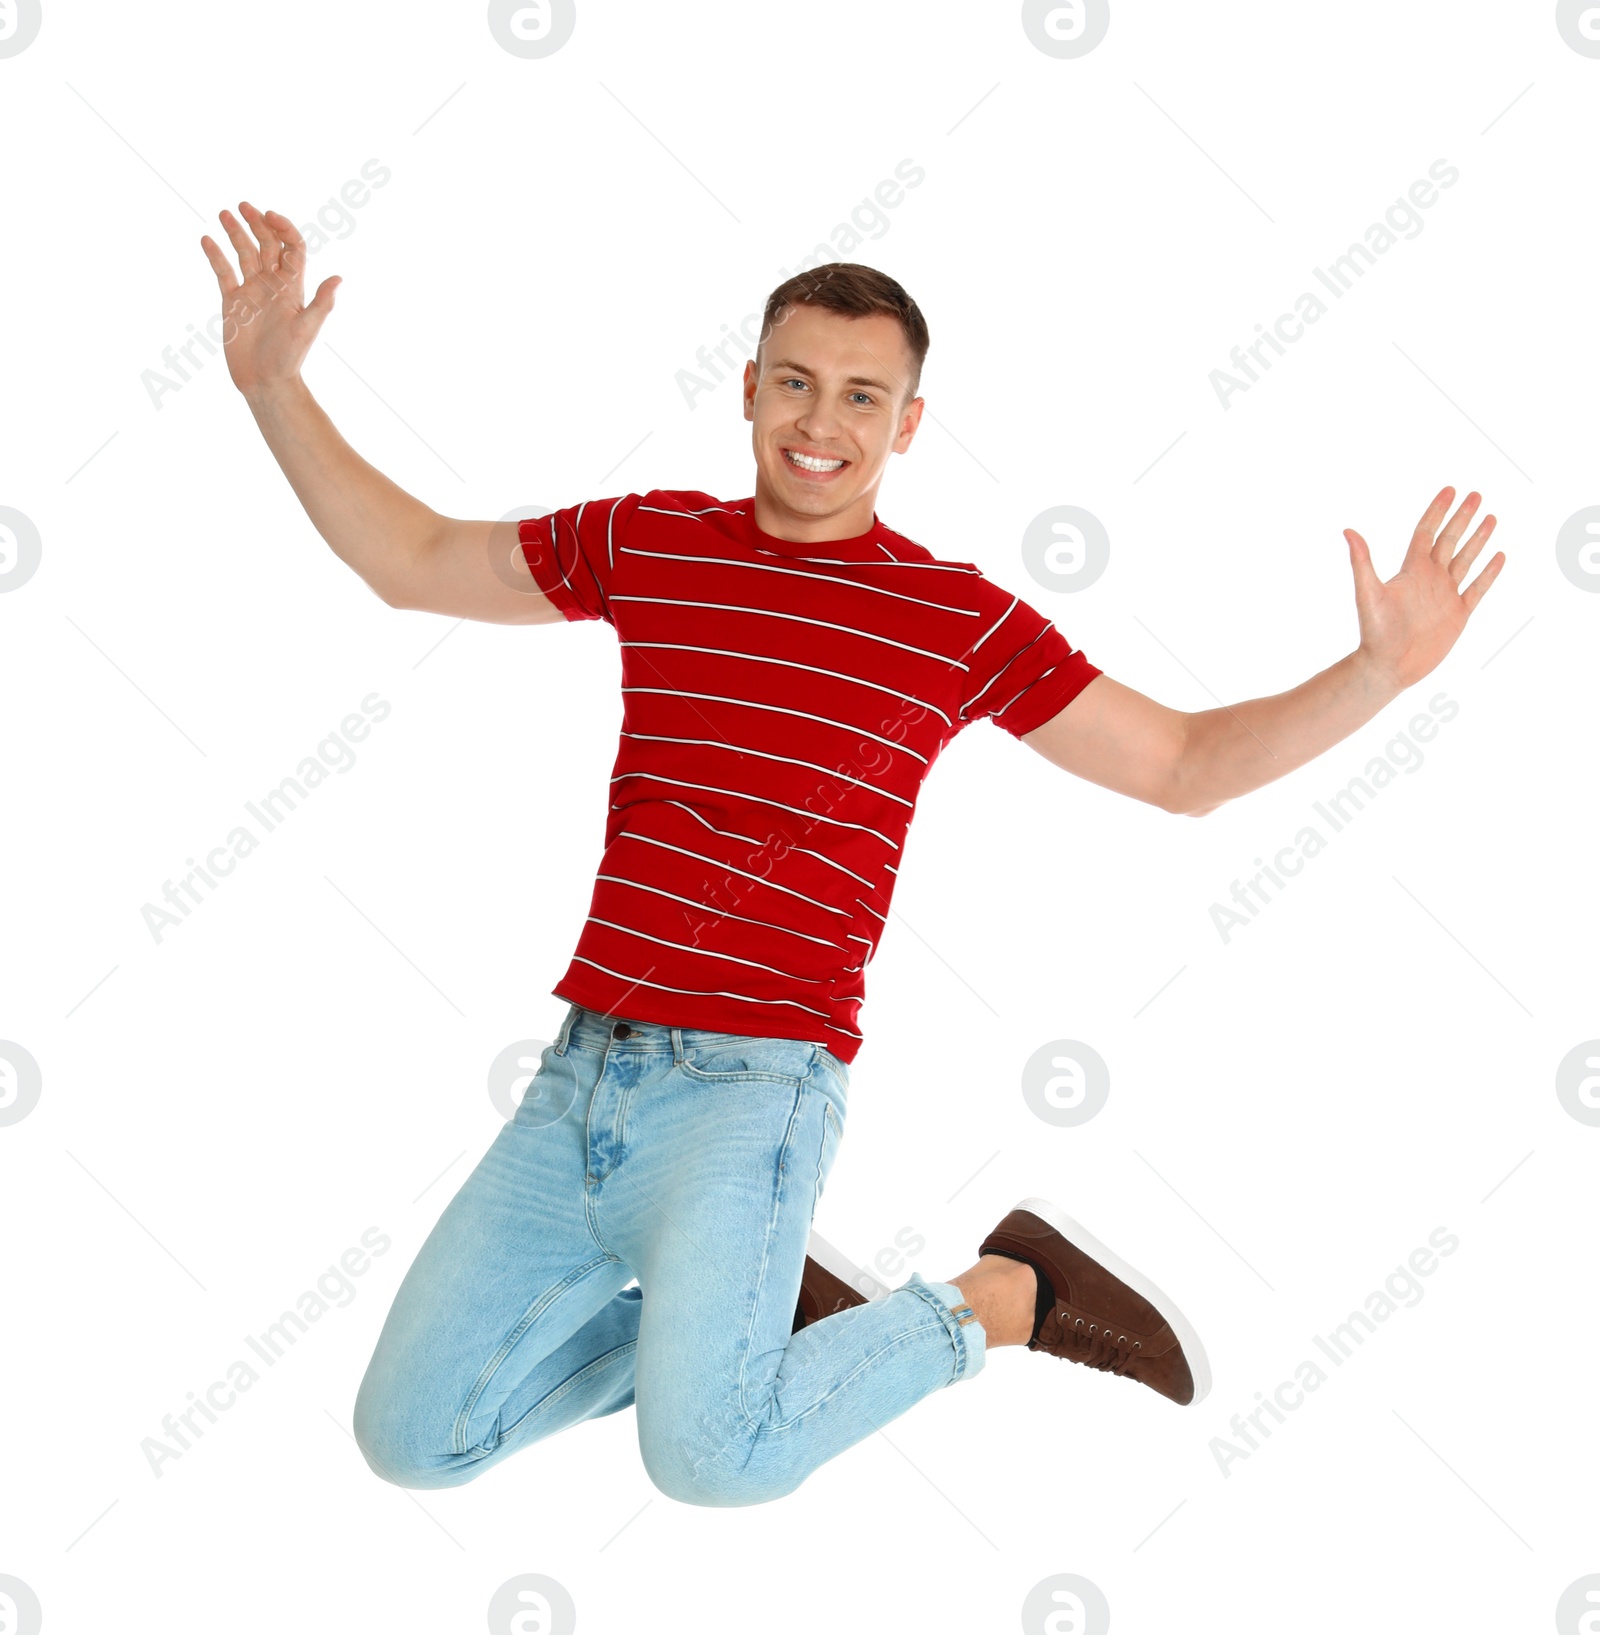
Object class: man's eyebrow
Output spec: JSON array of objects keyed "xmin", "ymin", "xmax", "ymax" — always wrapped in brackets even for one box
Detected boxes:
[{"xmin": 766, "ymin": 358, "xmax": 896, "ymax": 394}]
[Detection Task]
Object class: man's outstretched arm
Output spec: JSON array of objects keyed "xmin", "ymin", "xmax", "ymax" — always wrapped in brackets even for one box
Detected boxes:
[
  {"xmin": 1022, "ymin": 486, "xmax": 1505, "ymax": 816},
  {"xmin": 201, "ymin": 200, "xmax": 558, "ymax": 625}
]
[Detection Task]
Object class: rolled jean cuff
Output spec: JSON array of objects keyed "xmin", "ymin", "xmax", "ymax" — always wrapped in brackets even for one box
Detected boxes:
[{"xmin": 902, "ymin": 1271, "xmax": 987, "ymax": 1383}]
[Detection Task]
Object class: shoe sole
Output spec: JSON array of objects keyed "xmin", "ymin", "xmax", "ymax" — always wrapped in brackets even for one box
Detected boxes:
[
  {"xmin": 807, "ymin": 1229, "xmax": 892, "ymax": 1303},
  {"xmin": 1015, "ymin": 1195, "xmax": 1212, "ymax": 1405}
]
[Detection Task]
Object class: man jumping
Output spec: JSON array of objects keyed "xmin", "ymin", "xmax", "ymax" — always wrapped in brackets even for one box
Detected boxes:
[{"xmin": 201, "ymin": 201, "xmax": 1503, "ymax": 1506}]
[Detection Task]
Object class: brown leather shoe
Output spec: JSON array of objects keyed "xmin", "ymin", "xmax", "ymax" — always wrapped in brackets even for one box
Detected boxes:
[
  {"xmin": 792, "ymin": 1230, "xmax": 891, "ymax": 1332},
  {"xmin": 979, "ymin": 1197, "xmax": 1210, "ymax": 1405}
]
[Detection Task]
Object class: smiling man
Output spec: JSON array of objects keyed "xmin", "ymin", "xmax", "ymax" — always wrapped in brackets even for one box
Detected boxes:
[{"xmin": 203, "ymin": 203, "xmax": 1504, "ymax": 1507}]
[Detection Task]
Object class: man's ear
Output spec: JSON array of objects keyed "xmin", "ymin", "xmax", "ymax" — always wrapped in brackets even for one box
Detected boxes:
[
  {"xmin": 742, "ymin": 359, "xmax": 758, "ymax": 421},
  {"xmin": 895, "ymin": 396, "xmax": 924, "ymax": 452}
]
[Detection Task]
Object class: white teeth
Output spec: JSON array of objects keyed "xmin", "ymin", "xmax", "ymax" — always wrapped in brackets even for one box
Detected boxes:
[{"xmin": 785, "ymin": 449, "xmax": 845, "ymax": 472}]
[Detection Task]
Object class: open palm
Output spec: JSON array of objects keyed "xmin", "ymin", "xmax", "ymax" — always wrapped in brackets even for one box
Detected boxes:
[
  {"xmin": 1345, "ymin": 486, "xmax": 1505, "ymax": 691},
  {"xmin": 199, "ymin": 201, "xmax": 341, "ymax": 397}
]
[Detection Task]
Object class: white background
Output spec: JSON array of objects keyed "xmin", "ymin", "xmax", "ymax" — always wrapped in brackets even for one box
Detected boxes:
[{"xmin": 2, "ymin": 2, "xmax": 1596, "ymax": 1631}]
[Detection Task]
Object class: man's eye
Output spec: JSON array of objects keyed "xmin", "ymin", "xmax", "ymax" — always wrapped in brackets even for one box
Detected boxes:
[
  {"xmin": 850, "ymin": 392, "xmax": 873, "ymax": 406},
  {"xmin": 782, "ymin": 378, "xmax": 807, "ymax": 390}
]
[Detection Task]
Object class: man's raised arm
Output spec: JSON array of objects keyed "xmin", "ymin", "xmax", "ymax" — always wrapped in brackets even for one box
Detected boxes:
[
  {"xmin": 1022, "ymin": 487, "xmax": 1505, "ymax": 816},
  {"xmin": 201, "ymin": 200, "xmax": 559, "ymax": 625}
]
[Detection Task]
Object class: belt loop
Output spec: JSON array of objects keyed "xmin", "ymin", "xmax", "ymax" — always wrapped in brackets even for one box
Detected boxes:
[
  {"xmin": 671, "ymin": 1026, "xmax": 685, "ymax": 1065},
  {"xmin": 554, "ymin": 1003, "xmax": 579, "ymax": 1055}
]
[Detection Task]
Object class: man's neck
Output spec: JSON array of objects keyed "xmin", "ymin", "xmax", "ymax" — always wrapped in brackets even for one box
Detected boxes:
[{"xmin": 750, "ymin": 479, "xmax": 879, "ymax": 544}]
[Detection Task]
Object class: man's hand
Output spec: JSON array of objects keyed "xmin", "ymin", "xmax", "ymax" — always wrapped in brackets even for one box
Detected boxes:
[
  {"xmin": 197, "ymin": 203, "xmax": 559, "ymax": 623},
  {"xmin": 1345, "ymin": 486, "xmax": 1504, "ymax": 692},
  {"xmin": 1024, "ymin": 484, "xmax": 1510, "ymax": 816},
  {"xmin": 199, "ymin": 201, "xmax": 340, "ymax": 400}
]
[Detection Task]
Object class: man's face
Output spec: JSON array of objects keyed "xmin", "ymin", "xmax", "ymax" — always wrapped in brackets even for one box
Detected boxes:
[{"xmin": 742, "ymin": 302, "xmax": 923, "ymax": 538}]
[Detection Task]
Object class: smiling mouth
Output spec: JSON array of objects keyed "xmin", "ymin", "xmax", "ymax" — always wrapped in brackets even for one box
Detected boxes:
[{"xmin": 783, "ymin": 447, "xmax": 849, "ymax": 475}]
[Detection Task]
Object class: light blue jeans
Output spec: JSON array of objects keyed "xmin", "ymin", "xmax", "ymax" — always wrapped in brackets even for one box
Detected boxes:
[{"xmin": 353, "ymin": 1003, "xmax": 986, "ymax": 1506}]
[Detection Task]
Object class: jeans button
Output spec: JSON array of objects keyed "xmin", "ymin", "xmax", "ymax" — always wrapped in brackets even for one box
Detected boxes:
[{"xmin": 612, "ymin": 1021, "xmax": 632, "ymax": 1039}]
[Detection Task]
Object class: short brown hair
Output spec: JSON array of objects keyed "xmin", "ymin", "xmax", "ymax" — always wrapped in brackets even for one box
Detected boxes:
[{"xmin": 757, "ymin": 263, "xmax": 930, "ymax": 405}]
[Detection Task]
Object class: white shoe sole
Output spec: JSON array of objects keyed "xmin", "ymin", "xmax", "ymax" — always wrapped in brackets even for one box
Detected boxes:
[
  {"xmin": 806, "ymin": 1229, "xmax": 892, "ymax": 1302},
  {"xmin": 1013, "ymin": 1195, "xmax": 1212, "ymax": 1405}
]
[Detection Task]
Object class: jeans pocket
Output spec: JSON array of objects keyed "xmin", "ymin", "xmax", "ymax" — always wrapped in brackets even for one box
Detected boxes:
[
  {"xmin": 512, "ymin": 1048, "xmax": 580, "ymax": 1129},
  {"xmin": 679, "ymin": 1037, "xmax": 813, "ymax": 1088},
  {"xmin": 812, "ymin": 1098, "xmax": 843, "ymax": 1213}
]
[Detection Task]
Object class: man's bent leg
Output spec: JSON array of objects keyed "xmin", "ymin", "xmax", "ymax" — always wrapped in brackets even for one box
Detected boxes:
[
  {"xmin": 600, "ymin": 1026, "xmax": 987, "ymax": 1508},
  {"xmin": 353, "ymin": 1013, "xmax": 642, "ymax": 1490}
]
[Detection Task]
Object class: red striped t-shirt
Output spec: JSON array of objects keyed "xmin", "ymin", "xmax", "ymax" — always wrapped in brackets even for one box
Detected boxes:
[{"xmin": 518, "ymin": 490, "xmax": 1101, "ymax": 1062}]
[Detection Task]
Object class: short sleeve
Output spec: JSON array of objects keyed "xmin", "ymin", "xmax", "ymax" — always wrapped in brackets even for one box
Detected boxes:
[
  {"xmin": 517, "ymin": 494, "xmax": 640, "ymax": 625},
  {"xmin": 957, "ymin": 573, "xmax": 1102, "ymax": 737}
]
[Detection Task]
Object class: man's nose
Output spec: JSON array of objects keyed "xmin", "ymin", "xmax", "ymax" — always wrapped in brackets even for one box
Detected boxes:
[{"xmin": 794, "ymin": 397, "xmax": 844, "ymax": 442}]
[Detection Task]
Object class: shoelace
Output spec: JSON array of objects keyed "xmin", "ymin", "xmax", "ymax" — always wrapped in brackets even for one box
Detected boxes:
[{"xmin": 1040, "ymin": 1307, "xmax": 1141, "ymax": 1376}]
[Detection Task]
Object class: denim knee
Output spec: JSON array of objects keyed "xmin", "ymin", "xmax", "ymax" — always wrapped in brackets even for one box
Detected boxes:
[
  {"xmin": 352, "ymin": 1380, "xmax": 481, "ymax": 1491},
  {"xmin": 641, "ymin": 1446, "xmax": 797, "ymax": 1508},
  {"xmin": 638, "ymin": 1406, "xmax": 800, "ymax": 1508}
]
